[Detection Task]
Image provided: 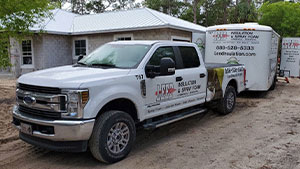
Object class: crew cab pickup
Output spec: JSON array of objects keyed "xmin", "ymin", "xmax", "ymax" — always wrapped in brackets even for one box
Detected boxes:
[{"xmin": 12, "ymin": 41, "xmax": 246, "ymax": 163}]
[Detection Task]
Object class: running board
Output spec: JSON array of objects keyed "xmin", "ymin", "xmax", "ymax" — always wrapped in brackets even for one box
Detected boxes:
[{"xmin": 143, "ymin": 108, "xmax": 207, "ymax": 129}]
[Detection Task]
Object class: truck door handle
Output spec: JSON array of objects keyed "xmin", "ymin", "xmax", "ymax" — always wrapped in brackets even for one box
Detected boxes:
[
  {"xmin": 176, "ymin": 76, "xmax": 183, "ymax": 82},
  {"xmin": 200, "ymin": 73, "xmax": 206, "ymax": 78}
]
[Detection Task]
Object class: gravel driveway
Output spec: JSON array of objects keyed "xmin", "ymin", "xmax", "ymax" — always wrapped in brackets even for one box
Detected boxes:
[{"xmin": 0, "ymin": 78, "xmax": 299, "ymax": 169}]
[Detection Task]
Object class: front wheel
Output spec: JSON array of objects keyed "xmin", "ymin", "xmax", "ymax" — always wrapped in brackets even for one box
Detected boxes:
[
  {"xmin": 216, "ymin": 85, "xmax": 236, "ymax": 115},
  {"xmin": 89, "ymin": 110, "xmax": 136, "ymax": 163}
]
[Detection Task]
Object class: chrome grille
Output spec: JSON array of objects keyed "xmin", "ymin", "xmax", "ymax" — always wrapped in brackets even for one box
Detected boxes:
[{"xmin": 16, "ymin": 88, "xmax": 67, "ymax": 120}]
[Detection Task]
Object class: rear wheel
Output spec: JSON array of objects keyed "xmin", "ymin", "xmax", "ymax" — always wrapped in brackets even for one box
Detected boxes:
[
  {"xmin": 89, "ymin": 110, "xmax": 136, "ymax": 163},
  {"xmin": 269, "ymin": 75, "xmax": 277, "ymax": 91},
  {"xmin": 216, "ymin": 85, "xmax": 236, "ymax": 115}
]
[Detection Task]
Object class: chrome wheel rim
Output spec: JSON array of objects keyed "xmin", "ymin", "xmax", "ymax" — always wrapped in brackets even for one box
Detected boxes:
[
  {"xmin": 227, "ymin": 92, "xmax": 235, "ymax": 110},
  {"xmin": 107, "ymin": 122, "xmax": 130, "ymax": 154}
]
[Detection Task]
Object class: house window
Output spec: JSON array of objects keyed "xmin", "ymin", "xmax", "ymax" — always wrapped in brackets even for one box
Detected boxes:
[
  {"xmin": 21, "ymin": 39, "xmax": 34, "ymax": 67},
  {"xmin": 171, "ymin": 36, "xmax": 191, "ymax": 42},
  {"xmin": 117, "ymin": 37, "xmax": 132, "ymax": 41},
  {"xmin": 74, "ymin": 39, "xmax": 87, "ymax": 57},
  {"xmin": 114, "ymin": 34, "xmax": 133, "ymax": 41}
]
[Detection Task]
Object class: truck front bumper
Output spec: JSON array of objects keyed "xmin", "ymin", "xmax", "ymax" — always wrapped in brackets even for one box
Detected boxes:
[{"xmin": 12, "ymin": 106, "xmax": 95, "ymax": 151}]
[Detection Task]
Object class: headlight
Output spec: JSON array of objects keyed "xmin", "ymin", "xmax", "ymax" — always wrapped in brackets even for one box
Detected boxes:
[{"xmin": 62, "ymin": 89, "xmax": 89, "ymax": 119}]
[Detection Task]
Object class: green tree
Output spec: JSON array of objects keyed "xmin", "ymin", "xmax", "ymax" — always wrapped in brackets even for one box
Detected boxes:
[
  {"xmin": 229, "ymin": 0, "xmax": 258, "ymax": 23},
  {"xmin": 179, "ymin": 0, "xmax": 203, "ymax": 24},
  {"xmin": 144, "ymin": 0, "xmax": 187, "ymax": 17},
  {"xmin": 0, "ymin": 0, "xmax": 53, "ymax": 68},
  {"xmin": 112, "ymin": 0, "xmax": 136, "ymax": 10},
  {"xmin": 215, "ymin": 0, "xmax": 233, "ymax": 24},
  {"xmin": 86, "ymin": 0, "xmax": 117, "ymax": 13},
  {"xmin": 258, "ymin": 1, "xmax": 300, "ymax": 37},
  {"xmin": 51, "ymin": 0, "xmax": 68, "ymax": 9},
  {"xmin": 0, "ymin": 34, "xmax": 10, "ymax": 69},
  {"xmin": 201, "ymin": 0, "xmax": 217, "ymax": 26},
  {"xmin": 70, "ymin": 0, "xmax": 88, "ymax": 14},
  {"xmin": 199, "ymin": 0, "xmax": 232, "ymax": 26},
  {"xmin": 71, "ymin": 0, "xmax": 137, "ymax": 14}
]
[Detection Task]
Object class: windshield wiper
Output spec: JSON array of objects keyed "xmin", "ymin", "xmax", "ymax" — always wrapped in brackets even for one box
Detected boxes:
[
  {"xmin": 89, "ymin": 63, "xmax": 118, "ymax": 68},
  {"xmin": 73, "ymin": 62, "xmax": 87, "ymax": 67}
]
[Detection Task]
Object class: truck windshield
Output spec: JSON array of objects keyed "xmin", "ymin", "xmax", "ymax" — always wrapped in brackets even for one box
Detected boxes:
[{"xmin": 78, "ymin": 44, "xmax": 151, "ymax": 68}]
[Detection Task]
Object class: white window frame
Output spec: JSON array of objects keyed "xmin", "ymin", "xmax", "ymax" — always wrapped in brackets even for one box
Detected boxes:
[
  {"xmin": 20, "ymin": 38, "xmax": 34, "ymax": 69},
  {"xmin": 73, "ymin": 37, "xmax": 88, "ymax": 60},
  {"xmin": 114, "ymin": 33, "xmax": 134, "ymax": 41},
  {"xmin": 171, "ymin": 36, "xmax": 191, "ymax": 42}
]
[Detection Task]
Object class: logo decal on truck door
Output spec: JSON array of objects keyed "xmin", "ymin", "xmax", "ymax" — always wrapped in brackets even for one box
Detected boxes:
[{"xmin": 155, "ymin": 83, "xmax": 176, "ymax": 102}]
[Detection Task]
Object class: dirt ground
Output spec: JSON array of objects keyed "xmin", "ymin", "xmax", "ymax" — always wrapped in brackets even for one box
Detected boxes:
[{"xmin": 0, "ymin": 78, "xmax": 300, "ymax": 169}]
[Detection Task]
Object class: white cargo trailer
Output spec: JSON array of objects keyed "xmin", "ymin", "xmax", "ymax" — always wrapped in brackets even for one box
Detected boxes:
[
  {"xmin": 279, "ymin": 37, "xmax": 300, "ymax": 78},
  {"xmin": 205, "ymin": 23, "xmax": 280, "ymax": 91}
]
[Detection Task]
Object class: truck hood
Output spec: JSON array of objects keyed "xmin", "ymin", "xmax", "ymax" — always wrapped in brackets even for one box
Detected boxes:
[{"xmin": 18, "ymin": 65, "xmax": 131, "ymax": 89}]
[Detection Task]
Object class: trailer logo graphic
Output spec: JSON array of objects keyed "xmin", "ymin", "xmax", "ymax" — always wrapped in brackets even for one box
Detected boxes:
[
  {"xmin": 212, "ymin": 32, "xmax": 229, "ymax": 41},
  {"xmin": 155, "ymin": 83, "xmax": 176, "ymax": 101},
  {"xmin": 282, "ymin": 40, "xmax": 300, "ymax": 49}
]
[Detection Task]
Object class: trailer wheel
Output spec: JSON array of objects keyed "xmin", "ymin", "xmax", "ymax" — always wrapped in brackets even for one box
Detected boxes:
[
  {"xmin": 269, "ymin": 75, "xmax": 277, "ymax": 91},
  {"xmin": 89, "ymin": 110, "xmax": 136, "ymax": 163},
  {"xmin": 217, "ymin": 85, "xmax": 236, "ymax": 115}
]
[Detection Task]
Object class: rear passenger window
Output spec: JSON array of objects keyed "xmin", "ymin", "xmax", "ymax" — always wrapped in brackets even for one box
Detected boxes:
[
  {"xmin": 178, "ymin": 46, "xmax": 200, "ymax": 68},
  {"xmin": 148, "ymin": 47, "xmax": 176, "ymax": 66}
]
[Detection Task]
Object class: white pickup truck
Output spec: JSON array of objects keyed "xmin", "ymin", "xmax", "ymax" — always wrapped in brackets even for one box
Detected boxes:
[{"xmin": 12, "ymin": 41, "xmax": 246, "ymax": 163}]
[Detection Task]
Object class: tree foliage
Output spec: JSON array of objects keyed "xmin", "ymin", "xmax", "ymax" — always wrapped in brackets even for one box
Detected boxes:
[
  {"xmin": 69, "ymin": 0, "xmax": 138, "ymax": 14},
  {"xmin": 0, "ymin": 0, "xmax": 53, "ymax": 68},
  {"xmin": 258, "ymin": 1, "xmax": 300, "ymax": 37},
  {"xmin": 0, "ymin": 34, "xmax": 10, "ymax": 69},
  {"xmin": 143, "ymin": 0, "xmax": 187, "ymax": 17},
  {"xmin": 0, "ymin": 0, "xmax": 53, "ymax": 34},
  {"xmin": 229, "ymin": 0, "xmax": 258, "ymax": 23}
]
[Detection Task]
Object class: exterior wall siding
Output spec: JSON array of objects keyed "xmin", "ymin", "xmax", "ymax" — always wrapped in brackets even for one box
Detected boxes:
[
  {"xmin": 42, "ymin": 34, "xmax": 72, "ymax": 69},
  {"xmin": 33, "ymin": 35, "xmax": 44, "ymax": 70},
  {"xmin": 10, "ymin": 34, "xmax": 72, "ymax": 77},
  {"xmin": 9, "ymin": 38, "xmax": 21, "ymax": 77}
]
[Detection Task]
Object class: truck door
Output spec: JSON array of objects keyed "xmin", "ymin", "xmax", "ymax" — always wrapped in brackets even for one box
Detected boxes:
[
  {"xmin": 174, "ymin": 46, "xmax": 207, "ymax": 105},
  {"xmin": 144, "ymin": 45, "xmax": 207, "ymax": 119},
  {"xmin": 144, "ymin": 46, "xmax": 178, "ymax": 118}
]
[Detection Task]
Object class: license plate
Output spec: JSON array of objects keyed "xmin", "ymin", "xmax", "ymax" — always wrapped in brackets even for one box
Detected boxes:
[{"xmin": 20, "ymin": 123, "xmax": 32, "ymax": 135}]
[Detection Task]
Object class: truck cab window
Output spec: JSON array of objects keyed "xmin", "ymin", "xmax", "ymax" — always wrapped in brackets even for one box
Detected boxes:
[
  {"xmin": 148, "ymin": 47, "xmax": 176, "ymax": 66},
  {"xmin": 178, "ymin": 46, "xmax": 200, "ymax": 68}
]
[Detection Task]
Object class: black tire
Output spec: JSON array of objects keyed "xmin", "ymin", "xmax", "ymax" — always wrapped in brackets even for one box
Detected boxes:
[
  {"xmin": 216, "ymin": 85, "xmax": 236, "ymax": 115},
  {"xmin": 89, "ymin": 110, "xmax": 136, "ymax": 163},
  {"xmin": 269, "ymin": 75, "xmax": 277, "ymax": 91}
]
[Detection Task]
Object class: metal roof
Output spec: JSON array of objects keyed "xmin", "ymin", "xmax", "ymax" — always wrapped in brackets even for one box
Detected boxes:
[
  {"xmin": 32, "ymin": 8, "xmax": 206, "ymax": 35},
  {"xmin": 31, "ymin": 9, "xmax": 78, "ymax": 34}
]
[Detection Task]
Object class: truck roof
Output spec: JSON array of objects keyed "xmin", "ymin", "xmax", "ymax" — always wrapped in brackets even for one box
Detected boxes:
[
  {"xmin": 108, "ymin": 40, "xmax": 194, "ymax": 46},
  {"xmin": 207, "ymin": 23, "xmax": 273, "ymax": 32}
]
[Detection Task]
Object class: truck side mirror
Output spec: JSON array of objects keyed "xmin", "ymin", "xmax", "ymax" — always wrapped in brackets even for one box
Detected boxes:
[
  {"xmin": 160, "ymin": 57, "xmax": 175, "ymax": 76},
  {"xmin": 77, "ymin": 55, "xmax": 84, "ymax": 62},
  {"xmin": 145, "ymin": 57, "xmax": 175, "ymax": 78},
  {"xmin": 145, "ymin": 65, "xmax": 160, "ymax": 78}
]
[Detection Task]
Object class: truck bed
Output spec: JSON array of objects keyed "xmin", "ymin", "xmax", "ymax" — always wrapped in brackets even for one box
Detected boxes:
[{"xmin": 205, "ymin": 63, "xmax": 245, "ymax": 102}]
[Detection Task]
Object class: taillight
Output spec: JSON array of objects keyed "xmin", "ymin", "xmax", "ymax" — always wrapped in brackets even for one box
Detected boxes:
[{"xmin": 244, "ymin": 68, "xmax": 247, "ymax": 85}]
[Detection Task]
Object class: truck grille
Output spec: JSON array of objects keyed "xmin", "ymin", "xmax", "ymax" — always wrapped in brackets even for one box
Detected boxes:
[
  {"xmin": 19, "ymin": 105, "xmax": 61, "ymax": 119},
  {"xmin": 16, "ymin": 86, "xmax": 67, "ymax": 120},
  {"xmin": 19, "ymin": 83, "xmax": 61, "ymax": 94}
]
